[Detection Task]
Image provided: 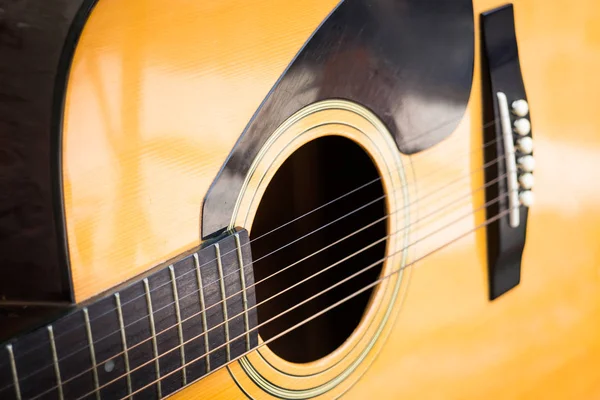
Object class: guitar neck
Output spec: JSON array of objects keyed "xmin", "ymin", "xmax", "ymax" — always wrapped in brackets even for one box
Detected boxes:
[{"xmin": 0, "ymin": 229, "xmax": 258, "ymax": 400}]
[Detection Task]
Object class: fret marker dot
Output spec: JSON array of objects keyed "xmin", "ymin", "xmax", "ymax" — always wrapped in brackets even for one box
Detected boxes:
[{"xmin": 105, "ymin": 359, "xmax": 115, "ymax": 373}]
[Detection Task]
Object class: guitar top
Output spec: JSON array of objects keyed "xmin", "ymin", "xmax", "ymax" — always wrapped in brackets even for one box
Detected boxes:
[{"xmin": 1, "ymin": 0, "xmax": 600, "ymax": 399}]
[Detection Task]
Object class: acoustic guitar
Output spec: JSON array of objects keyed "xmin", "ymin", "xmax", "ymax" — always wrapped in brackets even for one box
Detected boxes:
[{"xmin": 1, "ymin": 0, "xmax": 599, "ymax": 398}]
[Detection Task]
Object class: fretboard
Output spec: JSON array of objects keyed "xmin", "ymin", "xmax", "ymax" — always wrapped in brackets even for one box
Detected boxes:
[{"xmin": 0, "ymin": 229, "xmax": 258, "ymax": 400}]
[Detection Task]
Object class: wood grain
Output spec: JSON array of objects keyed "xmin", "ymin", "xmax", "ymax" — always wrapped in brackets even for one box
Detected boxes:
[
  {"xmin": 62, "ymin": 0, "xmax": 340, "ymax": 302},
  {"xmin": 60, "ymin": 0, "xmax": 600, "ymax": 398}
]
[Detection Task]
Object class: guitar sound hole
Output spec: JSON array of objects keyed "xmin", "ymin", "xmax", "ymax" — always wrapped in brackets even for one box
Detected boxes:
[{"xmin": 250, "ymin": 136, "xmax": 386, "ymax": 364}]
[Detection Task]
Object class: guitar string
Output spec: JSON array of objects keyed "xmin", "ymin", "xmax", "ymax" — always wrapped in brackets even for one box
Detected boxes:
[
  {"xmin": 2, "ymin": 134, "xmax": 510, "ymax": 395},
  {"xmin": 6, "ymin": 157, "xmax": 502, "ymax": 394},
  {"xmin": 33, "ymin": 191, "xmax": 511, "ymax": 400},
  {"xmin": 0, "ymin": 117, "xmax": 505, "ymax": 377},
  {"xmin": 5, "ymin": 151, "xmax": 505, "ymax": 391},
  {"xmin": 97, "ymin": 135, "xmax": 499, "ymax": 329},
  {"xmin": 0, "ymin": 148, "xmax": 504, "ymax": 392},
  {"xmin": 91, "ymin": 130, "xmax": 498, "ymax": 321},
  {"xmin": 1, "ymin": 119, "xmax": 501, "ymax": 371},
  {"xmin": 75, "ymin": 200, "xmax": 515, "ymax": 400},
  {"xmin": 247, "ymin": 119, "xmax": 498, "ymax": 246},
  {"xmin": 27, "ymin": 188, "xmax": 510, "ymax": 400},
  {"xmin": 90, "ymin": 161, "xmax": 505, "ymax": 358},
  {"xmin": 0, "ymin": 155, "xmax": 489, "ymax": 397}
]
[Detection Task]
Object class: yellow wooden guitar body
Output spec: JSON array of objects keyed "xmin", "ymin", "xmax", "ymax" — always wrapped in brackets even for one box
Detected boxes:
[{"xmin": 52, "ymin": 0, "xmax": 600, "ymax": 398}]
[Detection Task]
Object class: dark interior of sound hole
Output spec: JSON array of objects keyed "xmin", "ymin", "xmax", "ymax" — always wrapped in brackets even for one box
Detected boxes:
[{"xmin": 250, "ymin": 135, "xmax": 386, "ymax": 364}]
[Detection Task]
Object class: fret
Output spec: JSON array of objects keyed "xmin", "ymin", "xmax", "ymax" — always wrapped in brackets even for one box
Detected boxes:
[
  {"xmin": 214, "ymin": 243, "xmax": 231, "ymax": 362},
  {"xmin": 193, "ymin": 253, "xmax": 211, "ymax": 373},
  {"xmin": 169, "ymin": 265, "xmax": 187, "ymax": 385},
  {"xmin": 53, "ymin": 309, "xmax": 98, "ymax": 399},
  {"xmin": 143, "ymin": 278, "xmax": 162, "ymax": 398},
  {"xmin": 83, "ymin": 308, "xmax": 101, "ymax": 400},
  {"xmin": 87, "ymin": 293, "xmax": 131, "ymax": 399},
  {"xmin": 119, "ymin": 281, "xmax": 162, "ymax": 399},
  {"xmin": 9, "ymin": 325, "xmax": 55, "ymax": 399},
  {"xmin": 234, "ymin": 233, "xmax": 251, "ymax": 351},
  {"xmin": 6, "ymin": 345, "xmax": 21, "ymax": 400},
  {"xmin": 47, "ymin": 325, "xmax": 64, "ymax": 400},
  {"xmin": 197, "ymin": 244, "xmax": 228, "ymax": 371},
  {"xmin": 171, "ymin": 253, "xmax": 209, "ymax": 383},
  {"xmin": 217, "ymin": 234, "xmax": 251, "ymax": 360},
  {"xmin": 118, "ymin": 269, "xmax": 184, "ymax": 398},
  {"xmin": 115, "ymin": 293, "xmax": 133, "ymax": 398},
  {"xmin": 237, "ymin": 230, "xmax": 260, "ymax": 351},
  {"xmin": 146, "ymin": 265, "xmax": 186, "ymax": 397}
]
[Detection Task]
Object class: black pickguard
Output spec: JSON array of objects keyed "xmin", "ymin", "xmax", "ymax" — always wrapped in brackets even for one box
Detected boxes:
[{"xmin": 202, "ymin": 0, "xmax": 475, "ymax": 238}]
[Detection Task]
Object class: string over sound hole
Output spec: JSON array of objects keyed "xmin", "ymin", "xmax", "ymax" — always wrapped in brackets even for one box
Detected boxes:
[{"xmin": 251, "ymin": 136, "xmax": 386, "ymax": 363}]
